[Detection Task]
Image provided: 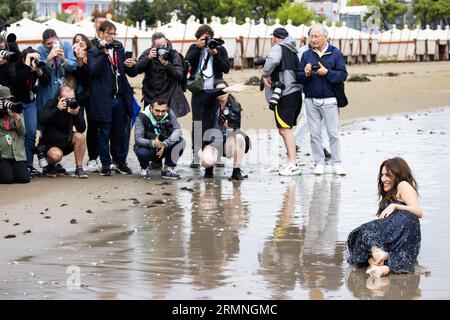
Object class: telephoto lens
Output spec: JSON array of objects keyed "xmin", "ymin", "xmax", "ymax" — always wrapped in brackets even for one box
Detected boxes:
[
  {"xmin": 156, "ymin": 45, "xmax": 171, "ymax": 60},
  {"xmin": 34, "ymin": 145, "xmax": 48, "ymax": 168},
  {"xmin": 1, "ymin": 100, "xmax": 23, "ymax": 114},
  {"xmin": 0, "ymin": 31, "xmax": 16, "ymax": 42},
  {"xmin": 0, "ymin": 49, "xmax": 18, "ymax": 62},
  {"xmin": 30, "ymin": 57, "xmax": 46, "ymax": 69},
  {"xmin": 63, "ymin": 98, "xmax": 79, "ymax": 109},
  {"xmin": 269, "ymin": 82, "xmax": 285, "ymax": 110}
]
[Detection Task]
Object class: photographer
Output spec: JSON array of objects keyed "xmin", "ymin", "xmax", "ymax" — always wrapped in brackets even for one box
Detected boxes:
[
  {"xmin": 38, "ymin": 86, "xmax": 88, "ymax": 178},
  {"xmin": 262, "ymin": 27, "xmax": 302, "ymax": 176},
  {"xmin": 88, "ymin": 20, "xmax": 135, "ymax": 176},
  {"xmin": 0, "ymin": 35, "xmax": 17, "ymax": 92},
  {"xmin": 0, "ymin": 18, "xmax": 19, "ymax": 54},
  {"xmin": 0, "ymin": 86, "xmax": 30, "ymax": 184},
  {"xmin": 14, "ymin": 47, "xmax": 51, "ymax": 176},
  {"xmin": 36, "ymin": 29, "xmax": 77, "ymax": 120},
  {"xmin": 185, "ymin": 25, "xmax": 230, "ymax": 168},
  {"xmin": 198, "ymin": 81, "xmax": 249, "ymax": 180},
  {"xmin": 134, "ymin": 99, "xmax": 185, "ymax": 180},
  {"xmin": 128, "ymin": 32, "xmax": 190, "ymax": 118}
]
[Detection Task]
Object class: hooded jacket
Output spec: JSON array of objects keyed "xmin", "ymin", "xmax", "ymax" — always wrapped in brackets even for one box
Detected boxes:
[{"xmin": 263, "ymin": 36, "xmax": 302, "ymax": 102}]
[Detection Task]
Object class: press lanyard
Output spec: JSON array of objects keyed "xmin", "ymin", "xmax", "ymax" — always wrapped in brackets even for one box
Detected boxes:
[
  {"xmin": 3, "ymin": 118, "xmax": 10, "ymax": 131},
  {"xmin": 108, "ymin": 50, "xmax": 119, "ymax": 72}
]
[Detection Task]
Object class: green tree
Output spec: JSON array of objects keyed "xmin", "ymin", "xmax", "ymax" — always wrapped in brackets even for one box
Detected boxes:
[
  {"xmin": 413, "ymin": 0, "xmax": 450, "ymax": 27},
  {"xmin": 348, "ymin": 0, "xmax": 408, "ymax": 29},
  {"xmin": 269, "ymin": 1, "xmax": 320, "ymax": 25},
  {"xmin": 0, "ymin": 0, "xmax": 32, "ymax": 23},
  {"xmin": 126, "ymin": 0, "xmax": 157, "ymax": 25}
]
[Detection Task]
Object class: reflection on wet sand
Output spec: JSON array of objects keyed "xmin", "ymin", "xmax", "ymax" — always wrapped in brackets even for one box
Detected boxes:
[
  {"xmin": 259, "ymin": 177, "xmax": 345, "ymax": 299},
  {"xmin": 345, "ymin": 268, "xmax": 422, "ymax": 300},
  {"xmin": 188, "ymin": 180, "xmax": 249, "ymax": 290}
]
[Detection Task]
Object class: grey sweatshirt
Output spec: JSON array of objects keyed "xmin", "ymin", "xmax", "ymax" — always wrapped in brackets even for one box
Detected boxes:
[{"xmin": 263, "ymin": 36, "xmax": 302, "ymax": 102}]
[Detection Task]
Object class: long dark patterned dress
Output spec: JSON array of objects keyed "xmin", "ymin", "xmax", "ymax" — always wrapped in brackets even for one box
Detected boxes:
[{"xmin": 346, "ymin": 200, "xmax": 421, "ymax": 274}]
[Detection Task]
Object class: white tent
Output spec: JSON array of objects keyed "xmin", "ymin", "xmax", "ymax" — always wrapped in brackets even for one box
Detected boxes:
[{"xmin": 9, "ymin": 12, "xmax": 46, "ymax": 48}]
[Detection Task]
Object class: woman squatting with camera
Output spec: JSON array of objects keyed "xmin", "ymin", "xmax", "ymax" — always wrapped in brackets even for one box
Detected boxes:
[{"xmin": 198, "ymin": 80, "xmax": 250, "ymax": 180}]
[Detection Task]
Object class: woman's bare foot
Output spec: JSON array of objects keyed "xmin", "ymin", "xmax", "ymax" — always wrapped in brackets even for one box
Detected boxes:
[
  {"xmin": 366, "ymin": 265, "xmax": 390, "ymax": 277},
  {"xmin": 371, "ymin": 246, "xmax": 389, "ymax": 265}
]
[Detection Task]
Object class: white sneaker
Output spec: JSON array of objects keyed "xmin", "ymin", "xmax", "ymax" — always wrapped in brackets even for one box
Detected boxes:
[
  {"xmin": 279, "ymin": 164, "xmax": 301, "ymax": 176},
  {"xmin": 86, "ymin": 159, "xmax": 99, "ymax": 173},
  {"xmin": 140, "ymin": 168, "xmax": 151, "ymax": 180},
  {"xmin": 332, "ymin": 164, "xmax": 347, "ymax": 176},
  {"xmin": 313, "ymin": 164, "xmax": 325, "ymax": 175}
]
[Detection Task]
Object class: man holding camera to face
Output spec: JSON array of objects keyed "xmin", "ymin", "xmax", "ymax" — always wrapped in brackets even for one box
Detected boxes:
[
  {"xmin": 134, "ymin": 99, "xmax": 185, "ymax": 180},
  {"xmin": 185, "ymin": 25, "xmax": 230, "ymax": 168},
  {"xmin": 38, "ymin": 86, "xmax": 87, "ymax": 178},
  {"xmin": 88, "ymin": 20, "xmax": 135, "ymax": 176},
  {"xmin": 262, "ymin": 27, "xmax": 302, "ymax": 176}
]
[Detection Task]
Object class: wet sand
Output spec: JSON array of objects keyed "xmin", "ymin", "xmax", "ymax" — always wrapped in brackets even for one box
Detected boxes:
[{"xmin": 1, "ymin": 61, "xmax": 450, "ymax": 299}]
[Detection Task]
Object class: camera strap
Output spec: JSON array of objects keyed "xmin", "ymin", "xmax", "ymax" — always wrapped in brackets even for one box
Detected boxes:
[
  {"xmin": 199, "ymin": 49, "xmax": 213, "ymax": 78},
  {"xmin": 107, "ymin": 50, "xmax": 119, "ymax": 73}
]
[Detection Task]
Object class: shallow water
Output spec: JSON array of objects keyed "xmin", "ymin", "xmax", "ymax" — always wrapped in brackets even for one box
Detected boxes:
[{"xmin": 1, "ymin": 107, "xmax": 449, "ymax": 299}]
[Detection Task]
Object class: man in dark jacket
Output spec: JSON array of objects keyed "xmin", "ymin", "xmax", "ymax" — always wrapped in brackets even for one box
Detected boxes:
[
  {"xmin": 39, "ymin": 86, "xmax": 87, "ymax": 178},
  {"xmin": 88, "ymin": 20, "xmax": 135, "ymax": 176},
  {"xmin": 127, "ymin": 32, "xmax": 190, "ymax": 118},
  {"xmin": 185, "ymin": 25, "xmax": 230, "ymax": 168},
  {"xmin": 134, "ymin": 99, "xmax": 185, "ymax": 180},
  {"xmin": 297, "ymin": 24, "xmax": 348, "ymax": 176}
]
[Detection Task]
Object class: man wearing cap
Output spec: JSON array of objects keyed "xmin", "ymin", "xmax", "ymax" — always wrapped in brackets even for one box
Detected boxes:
[
  {"xmin": 262, "ymin": 27, "xmax": 302, "ymax": 176},
  {"xmin": 0, "ymin": 85, "xmax": 30, "ymax": 184}
]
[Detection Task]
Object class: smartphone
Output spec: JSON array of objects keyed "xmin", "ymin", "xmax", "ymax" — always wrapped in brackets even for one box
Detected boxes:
[{"xmin": 125, "ymin": 51, "xmax": 133, "ymax": 59}]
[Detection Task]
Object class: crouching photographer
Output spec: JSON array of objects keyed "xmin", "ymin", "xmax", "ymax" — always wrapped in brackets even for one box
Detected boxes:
[
  {"xmin": 134, "ymin": 99, "xmax": 185, "ymax": 180},
  {"xmin": 38, "ymin": 86, "xmax": 88, "ymax": 178},
  {"xmin": 198, "ymin": 81, "xmax": 250, "ymax": 180},
  {"xmin": 0, "ymin": 86, "xmax": 29, "ymax": 184}
]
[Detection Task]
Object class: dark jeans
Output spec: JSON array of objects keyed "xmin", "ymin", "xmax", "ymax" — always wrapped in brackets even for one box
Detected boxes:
[
  {"xmin": 22, "ymin": 100, "xmax": 37, "ymax": 167},
  {"xmin": 135, "ymin": 138, "xmax": 186, "ymax": 169},
  {"xmin": 191, "ymin": 90, "xmax": 218, "ymax": 162},
  {"xmin": 0, "ymin": 159, "xmax": 30, "ymax": 184},
  {"xmin": 86, "ymin": 117, "xmax": 100, "ymax": 161},
  {"xmin": 98, "ymin": 97, "xmax": 128, "ymax": 168}
]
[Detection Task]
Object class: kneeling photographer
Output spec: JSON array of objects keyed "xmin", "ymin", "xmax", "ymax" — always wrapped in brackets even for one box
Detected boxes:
[
  {"xmin": 0, "ymin": 86, "xmax": 30, "ymax": 184},
  {"xmin": 198, "ymin": 81, "xmax": 249, "ymax": 180},
  {"xmin": 134, "ymin": 99, "xmax": 185, "ymax": 180},
  {"xmin": 38, "ymin": 86, "xmax": 88, "ymax": 178}
]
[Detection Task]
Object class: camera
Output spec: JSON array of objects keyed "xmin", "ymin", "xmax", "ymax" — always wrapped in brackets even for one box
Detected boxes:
[
  {"xmin": 155, "ymin": 121, "xmax": 173, "ymax": 142},
  {"xmin": 269, "ymin": 81, "xmax": 285, "ymax": 110},
  {"xmin": 155, "ymin": 45, "xmax": 171, "ymax": 60},
  {"xmin": 30, "ymin": 57, "xmax": 46, "ymax": 69},
  {"xmin": 104, "ymin": 41, "xmax": 123, "ymax": 50},
  {"xmin": 0, "ymin": 99, "xmax": 23, "ymax": 114},
  {"xmin": 63, "ymin": 98, "xmax": 78, "ymax": 109},
  {"xmin": 311, "ymin": 64, "xmax": 320, "ymax": 72},
  {"xmin": 0, "ymin": 31, "xmax": 16, "ymax": 42},
  {"xmin": 222, "ymin": 107, "xmax": 238, "ymax": 128},
  {"xmin": 204, "ymin": 37, "xmax": 224, "ymax": 50},
  {"xmin": 33, "ymin": 144, "xmax": 48, "ymax": 168},
  {"xmin": 0, "ymin": 49, "xmax": 18, "ymax": 62}
]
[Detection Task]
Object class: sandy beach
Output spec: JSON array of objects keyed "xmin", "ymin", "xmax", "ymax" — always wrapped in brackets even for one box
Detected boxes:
[{"xmin": 1, "ymin": 61, "xmax": 450, "ymax": 300}]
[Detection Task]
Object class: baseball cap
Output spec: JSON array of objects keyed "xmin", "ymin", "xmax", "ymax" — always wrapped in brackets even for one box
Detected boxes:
[
  {"xmin": 270, "ymin": 27, "xmax": 289, "ymax": 39},
  {"xmin": 0, "ymin": 86, "xmax": 13, "ymax": 99},
  {"xmin": 0, "ymin": 18, "xmax": 11, "ymax": 28}
]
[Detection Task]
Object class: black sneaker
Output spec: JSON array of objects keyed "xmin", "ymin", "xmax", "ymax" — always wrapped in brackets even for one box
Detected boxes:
[
  {"xmin": 55, "ymin": 163, "xmax": 68, "ymax": 175},
  {"xmin": 114, "ymin": 163, "xmax": 132, "ymax": 174},
  {"xmin": 231, "ymin": 168, "xmax": 244, "ymax": 181},
  {"xmin": 100, "ymin": 166, "xmax": 111, "ymax": 176},
  {"xmin": 296, "ymin": 145, "xmax": 301, "ymax": 153},
  {"xmin": 161, "ymin": 167, "xmax": 180, "ymax": 180},
  {"xmin": 28, "ymin": 166, "xmax": 40, "ymax": 177},
  {"xmin": 75, "ymin": 166, "xmax": 88, "ymax": 179},
  {"xmin": 204, "ymin": 166, "xmax": 214, "ymax": 178},
  {"xmin": 45, "ymin": 165, "xmax": 57, "ymax": 178}
]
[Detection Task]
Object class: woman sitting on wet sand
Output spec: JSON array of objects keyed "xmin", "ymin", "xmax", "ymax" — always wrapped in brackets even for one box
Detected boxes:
[{"xmin": 346, "ymin": 157, "xmax": 423, "ymax": 277}]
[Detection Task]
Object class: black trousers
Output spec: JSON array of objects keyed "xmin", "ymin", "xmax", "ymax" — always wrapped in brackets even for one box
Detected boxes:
[{"xmin": 0, "ymin": 159, "xmax": 30, "ymax": 184}]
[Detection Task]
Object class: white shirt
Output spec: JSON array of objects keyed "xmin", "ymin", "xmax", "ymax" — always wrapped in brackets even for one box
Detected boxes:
[{"xmin": 199, "ymin": 48, "xmax": 214, "ymax": 90}]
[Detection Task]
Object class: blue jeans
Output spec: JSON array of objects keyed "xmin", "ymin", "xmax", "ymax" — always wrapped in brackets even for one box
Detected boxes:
[
  {"xmin": 22, "ymin": 101, "xmax": 37, "ymax": 167},
  {"xmin": 135, "ymin": 138, "xmax": 186, "ymax": 169},
  {"xmin": 98, "ymin": 97, "xmax": 127, "ymax": 167}
]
